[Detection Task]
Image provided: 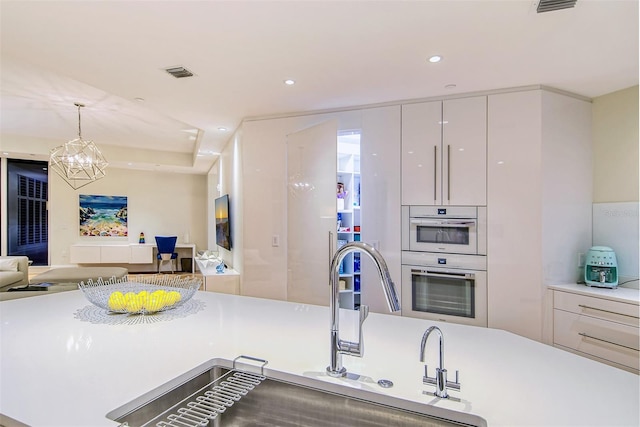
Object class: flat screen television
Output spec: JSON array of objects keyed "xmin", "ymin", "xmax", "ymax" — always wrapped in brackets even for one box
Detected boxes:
[{"xmin": 215, "ymin": 194, "xmax": 231, "ymax": 250}]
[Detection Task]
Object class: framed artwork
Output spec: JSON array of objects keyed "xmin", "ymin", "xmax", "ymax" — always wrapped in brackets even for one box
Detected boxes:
[{"xmin": 79, "ymin": 194, "xmax": 128, "ymax": 237}]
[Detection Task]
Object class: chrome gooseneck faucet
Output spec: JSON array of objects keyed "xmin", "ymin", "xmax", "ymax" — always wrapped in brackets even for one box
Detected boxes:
[
  {"xmin": 327, "ymin": 241, "xmax": 400, "ymax": 378},
  {"xmin": 420, "ymin": 326, "xmax": 461, "ymax": 398}
]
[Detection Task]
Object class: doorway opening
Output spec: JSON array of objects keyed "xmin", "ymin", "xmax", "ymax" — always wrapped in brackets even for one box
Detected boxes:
[
  {"xmin": 337, "ymin": 130, "xmax": 361, "ymax": 310},
  {"xmin": 6, "ymin": 159, "xmax": 49, "ymax": 266}
]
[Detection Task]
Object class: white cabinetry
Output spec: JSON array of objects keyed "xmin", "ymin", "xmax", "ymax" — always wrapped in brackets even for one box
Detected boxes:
[
  {"xmin": 552, "ymin": 287, "xmax": 639, "ymax": 373},
  {"xmin": 70, "ymin": 244, "xmax": 148, "ymax": 264},
  {"xmin": 487, "ymin": 89, "xmax": 592, "ymax": 341},
  {"xmin": 334, "ymin": 105, "xmax": 403, "ymax": 313},
  {"xmin": 130, "ymin": 245, "xmax": 154, "ymax": 264},
  {"xmin": 401, "ymin": 96, "xmax": 486, "ymax": 206},
  {"xmin": 100, "ymin": 246, "xmax": 131, "ymax": 263},
  {"xmin": 204, "ymin": 269, "xmax": 240, "ymax": 294},
  {"xmin": 69, "ymin": 245, "xmax": 101, "ymax": 264},
  {"xmin": 69, "ymin": 243, "xmax": 195, "ymax": 272},
  {"xmin": 360, "ymin": 105, "xmax": 402, "ymax": 315}
]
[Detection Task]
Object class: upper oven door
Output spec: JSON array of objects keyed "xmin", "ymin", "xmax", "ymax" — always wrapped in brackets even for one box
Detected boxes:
[{"xmin": 408, "ymin": 217, "xmax": 477, "ymax": 254}]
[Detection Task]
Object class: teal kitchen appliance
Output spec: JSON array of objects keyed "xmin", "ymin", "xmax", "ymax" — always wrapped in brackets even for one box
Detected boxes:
[{"xmin": 584, "ymin": 246, "xmax": 618, "ymax": 288}]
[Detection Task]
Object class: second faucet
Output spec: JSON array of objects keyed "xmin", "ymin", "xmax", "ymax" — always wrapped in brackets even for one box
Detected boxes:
[{"xmin": 420, "ymin": 326, "xmax": 461, "ymax": 398}]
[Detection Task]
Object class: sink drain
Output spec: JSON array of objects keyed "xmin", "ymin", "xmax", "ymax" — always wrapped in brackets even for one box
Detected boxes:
[{"xmin": 377, "ymin": 379, "xmax": 394, "ymax": 388}]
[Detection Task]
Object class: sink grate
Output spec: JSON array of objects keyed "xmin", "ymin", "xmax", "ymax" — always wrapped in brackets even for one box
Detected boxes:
[{"xmin": 155, "ymin": 371, "xmax": 265, "ymax": 427}]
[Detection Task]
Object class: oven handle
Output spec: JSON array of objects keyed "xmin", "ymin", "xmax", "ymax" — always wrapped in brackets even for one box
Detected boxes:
[
  {"xmin": 410, "ymin": 219, "xmax": 476, "ymax": 226},
  {"xmin": 411, "ymin": 270, "xmax": 476, "ymax": 280}
]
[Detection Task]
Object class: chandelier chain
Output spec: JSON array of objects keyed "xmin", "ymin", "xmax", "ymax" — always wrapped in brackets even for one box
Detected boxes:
[{"xmin": 74, "ymin": 102, "xmax": 85, "ymax": 139}]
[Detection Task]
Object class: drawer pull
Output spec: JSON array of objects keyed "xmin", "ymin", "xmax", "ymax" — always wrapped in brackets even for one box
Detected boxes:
[
  {"xmin": 578, "ymin": 332, "xmax": 640, "ymax": 352},
  {"xmin": 578, "ymin": 304, "xmax": 640, "ymax": 320}
]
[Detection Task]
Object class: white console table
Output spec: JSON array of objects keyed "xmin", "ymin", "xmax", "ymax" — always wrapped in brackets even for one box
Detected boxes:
[
  {"xmin": 201, "ymin": 268, "xmax": 240, "ymax": 294},
  {"xmin": 70, "ymin": 243, "xmax": 197, "ymax": 273}
]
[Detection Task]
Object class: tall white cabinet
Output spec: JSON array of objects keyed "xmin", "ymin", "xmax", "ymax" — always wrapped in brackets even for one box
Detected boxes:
[
  {"xmin": 287, "ymin": 120, "xmax": 338, "ymax": 306},
  {"xmin": 487, "ymin": 89, "xmax": 592, "ymax": 342},
  {"xmin": 337, "ymin": 106, "xmax": 403, "ymax": 314},
  {"xmin": 360, "ymin": 105, "xmax": 402, "ymax": 315},
  {"xmin": 402, "ymin": 96, "xmax": 487, "ymax": 206}
]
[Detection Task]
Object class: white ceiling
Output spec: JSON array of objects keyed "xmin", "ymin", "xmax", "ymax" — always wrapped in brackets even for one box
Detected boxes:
[{"xmin": 1, "ymin": 0, "xmax": 638, "ymax": 174}]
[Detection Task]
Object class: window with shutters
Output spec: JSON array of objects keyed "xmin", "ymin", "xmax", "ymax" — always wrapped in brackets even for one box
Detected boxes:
[{"xmin": 17, "ymin": 174, "xmax": 48, "ymax": 247}]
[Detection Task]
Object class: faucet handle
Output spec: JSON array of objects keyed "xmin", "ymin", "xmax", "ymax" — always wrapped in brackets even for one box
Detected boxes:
[
  {"xmin": 423, "ymin": 365, "xmax": 461, "ymax": 391},
  {"xmin": 448, "ymin": 370, "xmax": 461, "ymax": 391},
  {"xmin": 423, "ymin": 364, "xmax": 436, "ymax": 385}
]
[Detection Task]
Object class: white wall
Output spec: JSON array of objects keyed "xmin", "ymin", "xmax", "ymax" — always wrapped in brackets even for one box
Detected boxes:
[
  {"xmin": 206, "ymin": 132, "xmax": 240, "ymax": 271},
  {"xmin": 49, "ymin": 167, "xmax": 207, "ymax": 267},
  {"xmin": 592, "ymin": 85, "xmax": 639, "ymax": 203}
]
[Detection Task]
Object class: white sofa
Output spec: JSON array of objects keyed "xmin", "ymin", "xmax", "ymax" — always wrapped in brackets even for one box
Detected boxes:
[{"xmin": 0, "ymin": 256, "xmax": 30, "ymax": 292}]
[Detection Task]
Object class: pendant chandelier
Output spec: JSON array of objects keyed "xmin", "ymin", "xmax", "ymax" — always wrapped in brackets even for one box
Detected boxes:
[{"xmin": 49, "ymin": 102, "xmax": 108, "ymax": 190}]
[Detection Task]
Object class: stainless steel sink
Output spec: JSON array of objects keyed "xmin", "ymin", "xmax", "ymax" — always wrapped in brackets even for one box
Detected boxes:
[{"xmin": 107, "ymin": 357, "xmax": 486, "ymax": 427}]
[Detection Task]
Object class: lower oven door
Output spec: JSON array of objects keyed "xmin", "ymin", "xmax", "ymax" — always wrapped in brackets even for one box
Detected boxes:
[{"xmin": 401, "ymin": 265, "xmax": 487, "ymax": 327}]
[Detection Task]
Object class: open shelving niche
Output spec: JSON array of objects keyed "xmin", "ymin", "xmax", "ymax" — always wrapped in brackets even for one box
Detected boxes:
[{"xmin": 337, "ymin": 131, "xmax": 361, "ymax": 310}]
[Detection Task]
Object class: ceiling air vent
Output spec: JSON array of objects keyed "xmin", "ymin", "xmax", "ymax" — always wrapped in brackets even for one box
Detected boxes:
[
  {"xmin": 164, "ymin": 66, "xmax": 194, "ymax": 78},
  {"xmin": 536, "ymin": 0, "xmax": 577, "ymax": 13}
]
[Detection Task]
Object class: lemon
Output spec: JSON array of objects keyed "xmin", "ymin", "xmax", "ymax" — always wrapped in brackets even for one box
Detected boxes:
[
  {"xmin": 143, "ymin": 295, "xmax": 165, "ymax": 312},
  {"xmin": 124, "ymin": 292, "xmax": 137, "ymax": 302},
  {"xmin": 151, "ymin": 290, "xmax": 166, "ymax": 299},
  {"xmin": 125, "ymin": 294, "xmax": 143, "ymax": 312},
  {"xmin": 166, "ymin": 291, "xmax": 182, "ymax": 306},
  {"xmin": 107, "ymin": 291, "xmax": 126, "ymax": 311}
]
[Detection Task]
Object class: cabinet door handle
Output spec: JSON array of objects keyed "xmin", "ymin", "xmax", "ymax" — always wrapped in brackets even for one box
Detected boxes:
[
  {"xmin": 447, "ymin": 144, "xmax": 451, "ymax": 201},
  {"xmin": 578, "ymin": 332, "xmax": 640, "ymax": 352},
  {"xmin": 433, "ymin": 145, "xmax": 437, "ymax": 202},
  {"xmin": 578, "ymin": 304, "xmax": 640, "ymax": 320}
]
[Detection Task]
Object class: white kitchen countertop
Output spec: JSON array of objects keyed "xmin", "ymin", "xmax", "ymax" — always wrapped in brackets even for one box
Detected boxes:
[
  {"xmin": 1, "ymin": 290, "xmax": 638, "ymax": 426},
  {"xmin": 548, "ymin": 282, "xmax": 640, "ymax": 305}
]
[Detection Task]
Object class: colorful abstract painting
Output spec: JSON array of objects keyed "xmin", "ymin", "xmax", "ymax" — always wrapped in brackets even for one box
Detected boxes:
[{"xmin": 79, "ymin": 194, "xmax": 128, "ymax": 237}]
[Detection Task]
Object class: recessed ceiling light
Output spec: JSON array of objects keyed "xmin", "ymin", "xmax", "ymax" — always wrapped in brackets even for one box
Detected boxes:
[
  {"xmin": 134, "ymin": 97, "xmax": 145, "ymax": 103},
  {"xmin": 218, "ymin": 127, "xmax": 227, "ymax": 131},
  {"xmin": 428, "ymin": 55, "xmax": 443, "ymax": 63},
  {"xmin": 284, "ymin": 79, "xmax": 295, "ymax": 85},
  {"xmin": 445, "ymin": 84, "xmax": 457, "ymax": 89}
]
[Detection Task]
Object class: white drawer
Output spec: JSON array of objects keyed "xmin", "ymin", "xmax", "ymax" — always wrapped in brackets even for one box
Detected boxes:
[
  {"xmin": 553, "ymin": 308, "xmax": 639, "ymax": 372},
  {"xmin": 100, "ymin": 246, "xmax": 130, "ymax": 263},
  {"xmin": 554, "ymin": 291, "xmax": 640, "ymax": 328},
  {"xmin": 70, "ymin": 245, "xmax": 101, "ymax": 263},
  {"xmin": 130, "ymin": 245, "xmax": 153, "ymax": 264}
]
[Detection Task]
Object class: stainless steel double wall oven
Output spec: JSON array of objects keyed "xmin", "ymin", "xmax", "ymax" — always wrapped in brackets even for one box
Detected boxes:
[{"xmin": 401, "ymin": 206, "xmax": 487, "ymax": 326}]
